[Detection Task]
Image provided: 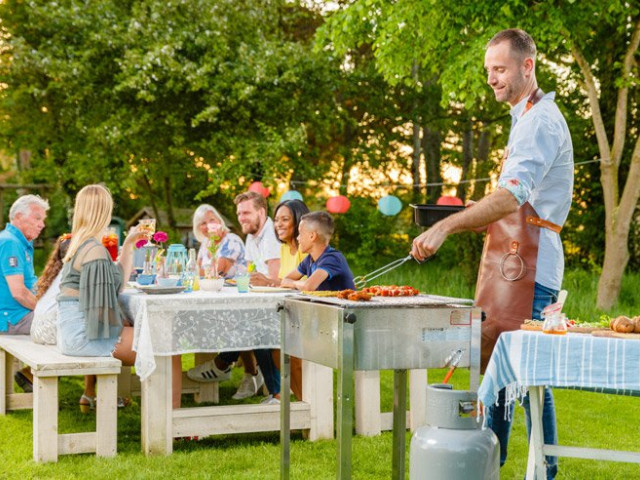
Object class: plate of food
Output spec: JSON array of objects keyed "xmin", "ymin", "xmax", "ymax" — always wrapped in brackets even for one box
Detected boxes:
[
  {"xmin": 136, "ymin": 285, "xmax": 186, "ymax": 295},
  {"xmin": 250, "ymin": 286, "xmax": 293, "ymax": 293},
  {"xmin": 224, "ymin": 279, "xmax": 237, "ymax": 286}
]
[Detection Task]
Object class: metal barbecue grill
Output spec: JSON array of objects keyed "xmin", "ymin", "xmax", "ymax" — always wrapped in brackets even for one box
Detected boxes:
[{"xmin": 279, "ymin": 293, "xmax": 482, "ymax": 480}]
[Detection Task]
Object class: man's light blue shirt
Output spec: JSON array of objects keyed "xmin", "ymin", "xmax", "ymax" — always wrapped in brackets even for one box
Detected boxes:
[
  {"xmin": 497, "ymin": 92, "xmax": 574, "ymax": 290},
  {"xmin": 0, "ymin": 224, "xmax": 37, "ymax": 330}
]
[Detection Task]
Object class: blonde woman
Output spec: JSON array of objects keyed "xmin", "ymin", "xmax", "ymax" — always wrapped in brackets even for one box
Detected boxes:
[{"xmin": 56, "ymin": 184, "xmax": 144, "ymax": 412}]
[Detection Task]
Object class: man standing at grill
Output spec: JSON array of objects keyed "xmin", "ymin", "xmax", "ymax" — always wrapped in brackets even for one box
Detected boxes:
[
  {"xmin": 411, "ymin": 29, "xmax": 573, "ymax": 479},
  {"xmin": 0, "ymin": 194, "xmax": 49, "ymax": 392}
]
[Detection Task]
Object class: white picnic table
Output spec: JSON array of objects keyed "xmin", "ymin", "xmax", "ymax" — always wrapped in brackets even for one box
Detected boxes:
[{"xmin": 119, "ymin": 287, "xmax": 334, "ymax": 455}]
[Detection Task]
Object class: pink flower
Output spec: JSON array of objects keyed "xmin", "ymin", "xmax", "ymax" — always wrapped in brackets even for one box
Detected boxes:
[
  {"xmin": 135, "ymin": 239, "xmax": 148, "ymax": 249},
  {"xmin": 153, "ymin": 231, "xmax": 168, "ymax": 243},
  {"xmin": 207, "ymin": 222, "xmax": 222, "ymax": 234}
]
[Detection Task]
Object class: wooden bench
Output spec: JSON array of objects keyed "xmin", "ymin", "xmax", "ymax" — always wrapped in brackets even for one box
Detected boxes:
[{"xmin": 0, "ymin": 335, "xmax": 122, "ymax": 462}]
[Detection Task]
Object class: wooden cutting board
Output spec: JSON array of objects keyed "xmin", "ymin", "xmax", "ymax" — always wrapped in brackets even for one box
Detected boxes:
[
  {"xmin": 592, "ymin": 330, "xmax": 640, "ymax": 340},
  {"xmin": 520, "ymin": 324, "xmax": 608, "ymax": 334}
]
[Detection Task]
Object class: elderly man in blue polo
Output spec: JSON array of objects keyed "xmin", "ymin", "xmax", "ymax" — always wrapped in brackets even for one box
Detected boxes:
[{"xmin": 0, "ymin": 194, "xmax": 49, "ymax": 391}]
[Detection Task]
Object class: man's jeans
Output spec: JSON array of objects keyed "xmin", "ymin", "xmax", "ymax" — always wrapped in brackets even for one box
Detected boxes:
[{"xmin": 485, "ymin": 282, "xmax": 559, "ymax": 480}]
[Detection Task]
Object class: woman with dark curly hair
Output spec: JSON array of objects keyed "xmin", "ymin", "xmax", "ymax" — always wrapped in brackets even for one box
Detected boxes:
[{"xmin": 29, "ymin": 233, "xmax": 72, "ymax": 345}]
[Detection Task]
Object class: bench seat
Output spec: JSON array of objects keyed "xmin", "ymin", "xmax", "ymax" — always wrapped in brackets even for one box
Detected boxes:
[{"xmin": 0, "ymin": 335, "xmax": 122, "ymax": 462}]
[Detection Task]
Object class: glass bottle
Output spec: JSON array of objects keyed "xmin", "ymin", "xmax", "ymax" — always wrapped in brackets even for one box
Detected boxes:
[
  {"xmin": 542, "ymin": 312, "xmax": 568, "ymax": 335},
  {"xmin": 183, "ymin": 248, "xmax": 197, "ymax": 293},
  {"xmin": 189, "ymin": 248, "xmax": 199, "ymax": 291}
]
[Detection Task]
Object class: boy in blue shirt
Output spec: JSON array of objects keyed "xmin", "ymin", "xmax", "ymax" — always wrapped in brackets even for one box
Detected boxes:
[{"xmin": 281, "ymin": 211, "xmax": 354, "ymax": 291}]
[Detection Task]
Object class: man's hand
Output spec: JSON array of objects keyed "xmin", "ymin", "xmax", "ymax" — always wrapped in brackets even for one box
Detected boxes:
[{"xmin": 411, "ymin": 223, "xmax": 449, "ymax": 261}]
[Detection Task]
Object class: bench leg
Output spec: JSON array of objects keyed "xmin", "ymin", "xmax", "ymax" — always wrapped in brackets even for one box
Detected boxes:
[
  {"xmin": 355, "ymin": 370, "xmax": 381, "ymax": 436},
  {"xmin": 96, "ymin": 373, "xmax": 118, "ymax": 457},
  {"xmin": 33, "ymin": 376, "xmax": 58, "ymax": 462}
]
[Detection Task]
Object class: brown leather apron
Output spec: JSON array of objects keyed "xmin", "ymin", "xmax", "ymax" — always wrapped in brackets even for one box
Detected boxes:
[{"xmin": 476, "ymin": 202, "xmax": 540, "ymax": 371}]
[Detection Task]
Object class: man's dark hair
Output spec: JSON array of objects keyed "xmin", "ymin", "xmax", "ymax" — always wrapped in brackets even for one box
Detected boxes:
[
  {"xmin": 274, "ymin": 199, "xmax": 310, "ymax": 245},
  {"xmin": 487, "ymin": 28, "xmax": 536, "ymax": 60}
]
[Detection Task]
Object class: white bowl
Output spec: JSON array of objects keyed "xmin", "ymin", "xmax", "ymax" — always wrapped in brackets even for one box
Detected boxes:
[
  {"xmin": 157, "ymin": 277, "xmax": 179, "ymax": 287},
  {"xmin": 200, "ymin": 278, "xmax": 225, "ymax": 292}
]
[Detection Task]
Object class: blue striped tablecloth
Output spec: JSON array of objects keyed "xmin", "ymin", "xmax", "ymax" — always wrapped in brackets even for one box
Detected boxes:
[{"xmin": 477, "ymin": 330, "xmax": 640, "ymax": 407}]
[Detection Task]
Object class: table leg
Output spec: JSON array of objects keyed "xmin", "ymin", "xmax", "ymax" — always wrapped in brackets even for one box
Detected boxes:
[
  {"xmin": 526, "ymin": 386, "xmax": 546, "ymax": 480},
  {"xmin": 141, "ymin": 355, "xmax": 173, "ymax": 455},
  {"xmin": 392, "ymin": 369, "xmax": 407, "ymax": 480},
  {"xmin": 281, "ymin": 308, "xmax": 291, "ymax": 480},
  {"xmin": 303, "ymin": 359, "xmax": 334, "ymax": 440},
  {"xmin": 0, "ymin": 349, "xmax": 7, "ymax": 414},
  {"xmin": 337, "ymin": 320, "xmax": 355, "ymax": 480}
]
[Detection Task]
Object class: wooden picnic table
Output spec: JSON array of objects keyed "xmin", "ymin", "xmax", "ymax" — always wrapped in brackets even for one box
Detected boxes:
[{"xmin": 119, "ymin": 287, "xmax": 333, "ymax": 455}]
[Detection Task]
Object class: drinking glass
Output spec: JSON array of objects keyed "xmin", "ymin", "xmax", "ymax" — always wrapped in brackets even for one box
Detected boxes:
[
  {"xmin": 236, "ymin": 273, "xmax": 250, "ymax": 293},
  {"xmin": 138, "ymin": 218, "xmax": 156, "ymax": 239},
  {"xmin": 102, "ymin": 228, "xmax": 118, "ymax": 261}
]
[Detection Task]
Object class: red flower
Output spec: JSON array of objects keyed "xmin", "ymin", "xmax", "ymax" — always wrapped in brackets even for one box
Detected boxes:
[{"xmin": 153, "ymin": 231, "xmax": 168, "ymax": 243}]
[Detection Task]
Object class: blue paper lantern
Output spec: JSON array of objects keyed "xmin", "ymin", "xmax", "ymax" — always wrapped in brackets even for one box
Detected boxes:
[
  {"xmin": 280, "ymin": 190, "xmax": 303, "ymax": 202},
  {"xmin": 378, "ymin": 195, "xmax": 402, "ymax": 216}
]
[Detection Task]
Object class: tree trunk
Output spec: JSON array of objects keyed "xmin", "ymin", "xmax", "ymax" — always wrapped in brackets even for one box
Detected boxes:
[
  {"xmin": 459, "ymin": 120, "xmax": 473, "ymax": 204},
  {"xmin": 597, "ymin": 232, "xmax": 630, "ymax": 310},
  {"xmin": 422, "ymin": 126, "xmax": 442, "ymax": 203},
  {"xmin": 164, "ymin": 175, "xmax": 177, "ymax": 231},
  {"xmin": 411, "ymin": 120, "xmax": 422, "ymax": 199},
  {"xmin": 141, "ymin": 172, "xmax": 161, "ymax": 223},
  {"xmin": 471, "ymin": 127, "xmax": 491, "ymax": 201}
]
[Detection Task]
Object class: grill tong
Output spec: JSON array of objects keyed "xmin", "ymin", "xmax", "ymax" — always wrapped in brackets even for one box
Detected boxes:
[{"xmin": 353, "ymin": 254, "xmax": 433, "ymax": 289}]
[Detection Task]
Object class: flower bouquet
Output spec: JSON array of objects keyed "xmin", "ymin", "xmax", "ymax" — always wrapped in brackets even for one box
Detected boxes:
[
  {"xmin": 135, "ymin": 230, "xmax": 169, "ymax": 277},
  {"xmin": 201, "ymin": 223, "xmax": 224, "ymax": 291}
]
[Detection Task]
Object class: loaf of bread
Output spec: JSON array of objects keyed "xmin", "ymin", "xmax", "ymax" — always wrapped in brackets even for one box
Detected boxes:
[
  {"xmin": 634, "ymin": 316, "xmax": 640, "ymax": 333},
  {"xmin": 610, "ymin": 315, "xmax": 635, "ymax": 333}
]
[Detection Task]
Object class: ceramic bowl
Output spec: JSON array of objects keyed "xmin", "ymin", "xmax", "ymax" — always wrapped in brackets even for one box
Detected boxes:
[
  {"xmin": 137, "ymin": 274, "xmax": 156, "ymax": 286},
  {"xmin": 157, "ymin": 276, "xmax": 179, "ymax": 287},
  {"xmin": 200, "ymin": 278, "xmax": 225, "ymax": 292}
]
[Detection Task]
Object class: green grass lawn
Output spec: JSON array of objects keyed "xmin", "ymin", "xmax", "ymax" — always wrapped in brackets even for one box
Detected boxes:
[{"xmin": 2, "ymin": 263, "xmax": 639, "ymax": 479}]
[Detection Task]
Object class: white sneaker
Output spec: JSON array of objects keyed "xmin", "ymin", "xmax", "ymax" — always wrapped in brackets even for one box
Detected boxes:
[
  {"xmin": 187, "ymin": 359, "xmax": 232, "ymax": 383},
  {"xmin": 260, "ymin": 395, "xmax": 280, "ymax": 405},
  {"xmin": 232, "ymin": 368, "xmax": 264, "ymax": 400}
]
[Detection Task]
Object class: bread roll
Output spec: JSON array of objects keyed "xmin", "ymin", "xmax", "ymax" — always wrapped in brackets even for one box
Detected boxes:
[
  {"xmin": 633, "ymin": 316, "xmax": 640, "ymax": 333},
  {"xmin": 612, "ymin": 315, "xmax": 634, "ymax": 333}
]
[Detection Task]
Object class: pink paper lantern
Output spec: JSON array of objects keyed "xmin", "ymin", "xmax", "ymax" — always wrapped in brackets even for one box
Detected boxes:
[
  {"xmin": 326, "ymin": 195, "xmax": 351, "ymax": 214},
  {"xmin": 248, "ymin": 181, "xmax": 270, "ymax": 198},
  {"xmin": 436, "ymin": 195, "xmax": 463, "ymax": 206}
]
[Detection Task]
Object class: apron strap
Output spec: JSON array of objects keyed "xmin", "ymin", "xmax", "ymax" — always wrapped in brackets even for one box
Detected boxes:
[{"xmin": 525, "ymin": 215, "xmax": 562, "ymax": 233}]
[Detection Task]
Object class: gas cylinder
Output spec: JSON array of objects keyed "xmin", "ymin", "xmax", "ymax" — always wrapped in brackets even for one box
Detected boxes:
[{"xmin": 410, "ymin": 384, "xmax": 499, "ymax": 480}]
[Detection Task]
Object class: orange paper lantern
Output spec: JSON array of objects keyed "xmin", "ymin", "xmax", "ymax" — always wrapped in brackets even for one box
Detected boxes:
[
  {"xmin": 326, "ymin": 195, "xmax": 351, "ymax": 214},
  {"xmin": 436, "ymin": 195, "xmax": 463, "ymax": 206},
  {"xmin": 248, "ymin": 181, "xmax": 270, "ymax": 198}
]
